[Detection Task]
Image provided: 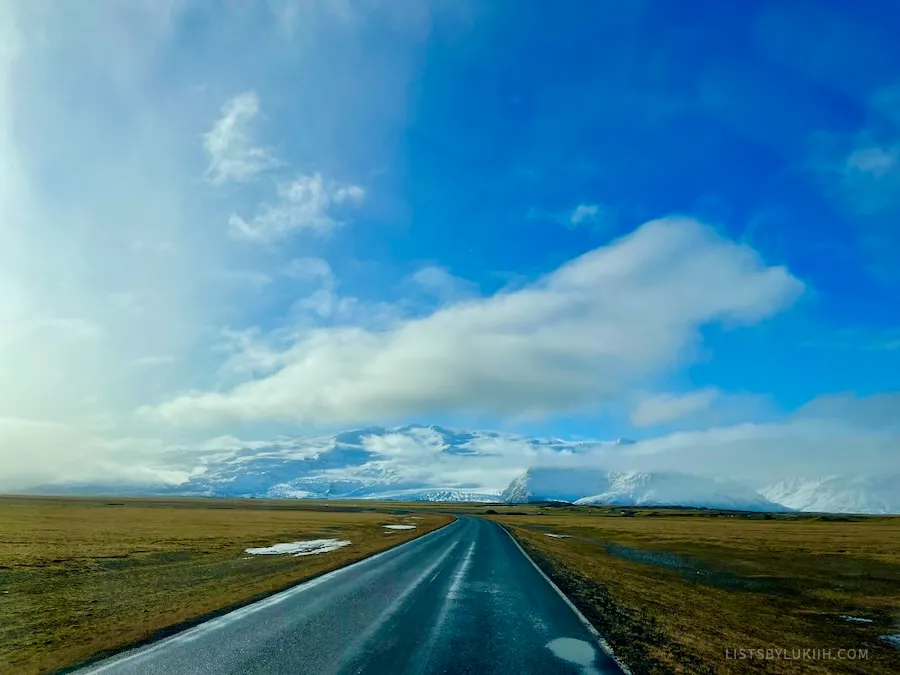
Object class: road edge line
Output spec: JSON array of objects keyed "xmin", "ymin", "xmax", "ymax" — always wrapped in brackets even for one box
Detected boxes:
[{"xmin": 497, "ymin": 523, "xmax": 633, "ymax": 675}]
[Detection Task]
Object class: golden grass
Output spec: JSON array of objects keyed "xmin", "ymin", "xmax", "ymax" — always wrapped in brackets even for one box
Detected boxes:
[
  {"xmin": 0, "ymin": 496, "xmax": 452, "ymax": 674},
  {"xmin": 488, "ymin": 507, "xmax": 900, "ymax": 674}
]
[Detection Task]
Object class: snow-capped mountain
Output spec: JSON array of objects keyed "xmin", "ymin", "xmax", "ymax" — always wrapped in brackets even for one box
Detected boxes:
[
  {"xmin": 23, "ymin": 424, "xmax": 898, "ymax": 513},
  {"xmin": 360, "ymin": 488, "xmax": 502, "ymax": 503},
  {"xmin": 501, "ymin": 467, "xmax": 786, "ymax": 512},
  {"xmin": 760, "ymin": 475, "xmax": 900, "ymax": 514},
  {"xmin": 168, "ymin": 425, "xmax": 602, "ymax": 501}
]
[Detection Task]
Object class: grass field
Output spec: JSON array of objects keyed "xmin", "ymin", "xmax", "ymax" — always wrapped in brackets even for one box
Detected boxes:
[
  {"xmin": 4, "ymin": 497, "xmax": 898, "ymax": 675},
  {"xmin": 486, "ymin": 504, "xmax": 900, "ymax": 674},
  {"xmin": 0, "ymin": 496, "xmax": 452, "ymax": 674}
]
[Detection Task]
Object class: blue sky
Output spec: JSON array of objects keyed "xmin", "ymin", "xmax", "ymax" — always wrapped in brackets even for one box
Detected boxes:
[{"xmin": 1, "ymin": 0, "xmax": 898, "ymax": 488}]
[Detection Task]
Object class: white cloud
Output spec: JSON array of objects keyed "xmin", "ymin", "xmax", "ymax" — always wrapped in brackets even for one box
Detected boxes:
[
  {"xmin": 214, "ymin": 327, "xmax": 293, "ymax": 379},
  {"xmin": 529, "ymin": 202, "xmax": 614, "ymax": 231},
  {"xmin": 630, "ymin": 388, "xmax": 720, "ymax": 427},
  {"xmin": 0, "ymin": 417, "xmax": 187, "ymax": 490},
  {"xmin": 283, "ymin": 257, "xmax": 334, "ymax": 281},
  {"xmin": 151, "ymin": 217, "xmax": 803, "ymax": 427},
  {"xmin": 806, "ymin": 82, "xmax": 900, "ymax": 276},
  {"xmin": 507, "ymin": 392, "xmax": 900, "ymax": 487},
  {"xmin": 617, "ymin": 420, "xmax": 899, "ymax": 487},
  {"xmin": 845, "ymin": 146, "xmax": 897, "ymax": 177},
  {"xmin": 808, "ymin": 82, "xmax": 900, "ymax": 197},
  {"xmin": 837, "ymin": 137, "xmax": 900, "ymax": 215},
  {"xmin": 203, "ymin": 91, "xmax": 279, "ymax": 184},
  {"xmin": 408, "ymin": 265, "xmax": 478, "ymax": 302},
  {"xmin": 228, "ymin": 173, "xmax": 365, "ymax": 241},
  {"xmin": 569, "ymin": 203, "xmax": 600, "ymax": 226}
]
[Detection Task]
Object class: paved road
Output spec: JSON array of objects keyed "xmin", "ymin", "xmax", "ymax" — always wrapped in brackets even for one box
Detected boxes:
[{"xmin": 77, "ymin": 516, "xmax": 625, "ymax": 675}]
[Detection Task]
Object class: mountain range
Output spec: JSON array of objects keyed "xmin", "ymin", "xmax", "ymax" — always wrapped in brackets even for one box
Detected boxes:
[
  {"xmin": 24, "ymin": 425, "xmax": 900, "ymax": 514},
  {"xmin": 501, "ymin": 468, "xmax": 788, "ymax": 512}
]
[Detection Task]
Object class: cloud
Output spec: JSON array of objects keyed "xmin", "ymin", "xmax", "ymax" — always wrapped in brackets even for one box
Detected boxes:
[
  {"xmin": 506, "ymin": 392, "xmax": 900, "ymax": 487},
  {"xmin": 151, "ymin": 217, "xmax": 803, "ymax": 427},
  {"xmin": 806, "ymin": 82, "xmax": 900, "ymax": 276},
  {"xmin": 169, "ymin": 391, "xmax": 900, "ymax": 492},
  {"xmin": 793, "ymin": 391, "xmax": 900, "ymax": 431},
  {"xmin": 0, "ymin": 417, "xmax": 187, "ymax": 490},
  {"xmin": 283, "ymin": 257, "xmax": 334, "ymax": 281},
  {"xmin": 630, "ymin": 388, "xmax": 720, "ymax": 427},
  {"xmin": 835, "ymin": 137, "xmax": 900, "ymax": 216},
  {"xmin": 228, "ymin": 173, "xmax": 365, "ymax": 241},
  {"xmin": 408, "ymin": 266, "xmax": 478, "ymax": 302},
  {"xmin": 616, "ymin": 410, "xmax": 900, "ymax": 487},
  {"xmin": 529, "ymin": 202, "xmax": 615, "ymax": 231},
  {"xmin": 203, "ymin": 91, "xmax": 280, "ymax": 184},
  {"xmin": 569, "ymin": 203, "xmax": 602, "ymax": 226}
]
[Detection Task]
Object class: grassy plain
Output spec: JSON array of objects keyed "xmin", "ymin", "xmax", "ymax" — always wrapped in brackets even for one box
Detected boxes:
[
  {"xmin": 486, "ymin": 504, "xmax": 900, "ymax": 674},
  {"xmin": 0, "ymin": 496, "xmax": 452, "ymax": 674}
]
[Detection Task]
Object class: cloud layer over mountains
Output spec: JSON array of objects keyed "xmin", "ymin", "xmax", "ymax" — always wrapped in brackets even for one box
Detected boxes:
[{"xmin": 152, "ymin": 218, "xmax": 803, "ymax": 427}]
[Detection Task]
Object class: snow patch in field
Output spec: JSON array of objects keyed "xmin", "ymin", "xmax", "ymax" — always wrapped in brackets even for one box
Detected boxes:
[
  {"xmin": 880, "ymin": 634, "xmax": 900, "ymax": 649},
  {"xmin": 245, "ymin": 539, "xmax": 351, "ymax": 556},
  {"xmin": 840, "ymin": 615, "xmax": 874, "ymax": 624},
  {"xmin": 383, "ymin": 524, "xmax": 416, "ymax": 530},
  {"xmin": 545, "ymin": 533, "xmax": 571, "ymax": 539}
]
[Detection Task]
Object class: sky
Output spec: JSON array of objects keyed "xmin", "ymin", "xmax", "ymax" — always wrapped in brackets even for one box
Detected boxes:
[{"xmin": 1, "ymin": 0, "xmax": 898, "ymax": 490}]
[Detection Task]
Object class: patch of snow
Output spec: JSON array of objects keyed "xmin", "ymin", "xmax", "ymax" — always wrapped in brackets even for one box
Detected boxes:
[
  {"xmin": 840, "ymin": 615, "xmax": 874, "ymax": 624},
  {"xmin": 245, "ymin": 539, "xmax": 351, "ymax": 556},
  {"xmin": 545, "ymin": 533, "xmax": 572, "ymax": 538},
  {"xmin": 879, "ymin": 634, "xmax": 900, "ymax": 649},
  {"xmin": 383, "ymin": 525, "xmax": 416, "ymax": 530}
]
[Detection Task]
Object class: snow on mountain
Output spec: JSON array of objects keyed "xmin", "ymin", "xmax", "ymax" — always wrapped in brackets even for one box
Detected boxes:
[
  {"xmin": 760, "ymin": 475, "xmax": 900, "ymax": 514},
  {"xmin": 167, "ymin": 425, "xmax": 592, "ymax": 500},
  {"xmin": 23, "ymin": 423, "xmax": 897, "ymax": 513},
  {"xmin": 502, "ymin": 467, "xmax": 786, "ymax": 511},
  {"xmin": 360, "ymin": 488, "xmax": 503, "ymax": 503}
]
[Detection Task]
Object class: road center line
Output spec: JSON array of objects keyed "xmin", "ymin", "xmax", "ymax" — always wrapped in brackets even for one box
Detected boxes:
[{"xmin": 331, "ymin": 538, "xmax": 462, "ymax": 673}]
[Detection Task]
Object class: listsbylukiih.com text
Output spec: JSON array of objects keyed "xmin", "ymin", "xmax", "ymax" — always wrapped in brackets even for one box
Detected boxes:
[{"xmin": 725, "ymin": 648, "xmax": 868, "ymax": 661}]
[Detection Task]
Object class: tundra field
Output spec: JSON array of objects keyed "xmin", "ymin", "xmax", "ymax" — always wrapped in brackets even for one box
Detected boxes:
[
  {"xmin": 0, "ymin": 496, "xmax": 452, "ymax": 674},
  {"xmin": 1, "ymin": 497, "xmax": 899, "ymax": 674},
  {"xmin": 484, "ymin": 504, "xmax": 900, "ymax": 674}
]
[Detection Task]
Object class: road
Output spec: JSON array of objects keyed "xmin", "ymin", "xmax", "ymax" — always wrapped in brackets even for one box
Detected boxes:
[{"xmin": 76, "ymin": 516, "xmax": 626, "ymax": 675}]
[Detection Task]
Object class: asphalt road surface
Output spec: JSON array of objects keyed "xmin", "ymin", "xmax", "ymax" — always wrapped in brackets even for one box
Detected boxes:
[{"xmin": 77, "ymin": 516, "xmax": 626, "ymax": 675}]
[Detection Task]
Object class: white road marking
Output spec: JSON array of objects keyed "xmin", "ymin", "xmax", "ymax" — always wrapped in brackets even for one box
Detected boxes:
[
  {"xmin": 499, "ymin": 525, "xmax": 632, "ymax": 675},
  {"xmin": 332, "ymin": 539, "xmax": 461, "ymax": 672}
]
